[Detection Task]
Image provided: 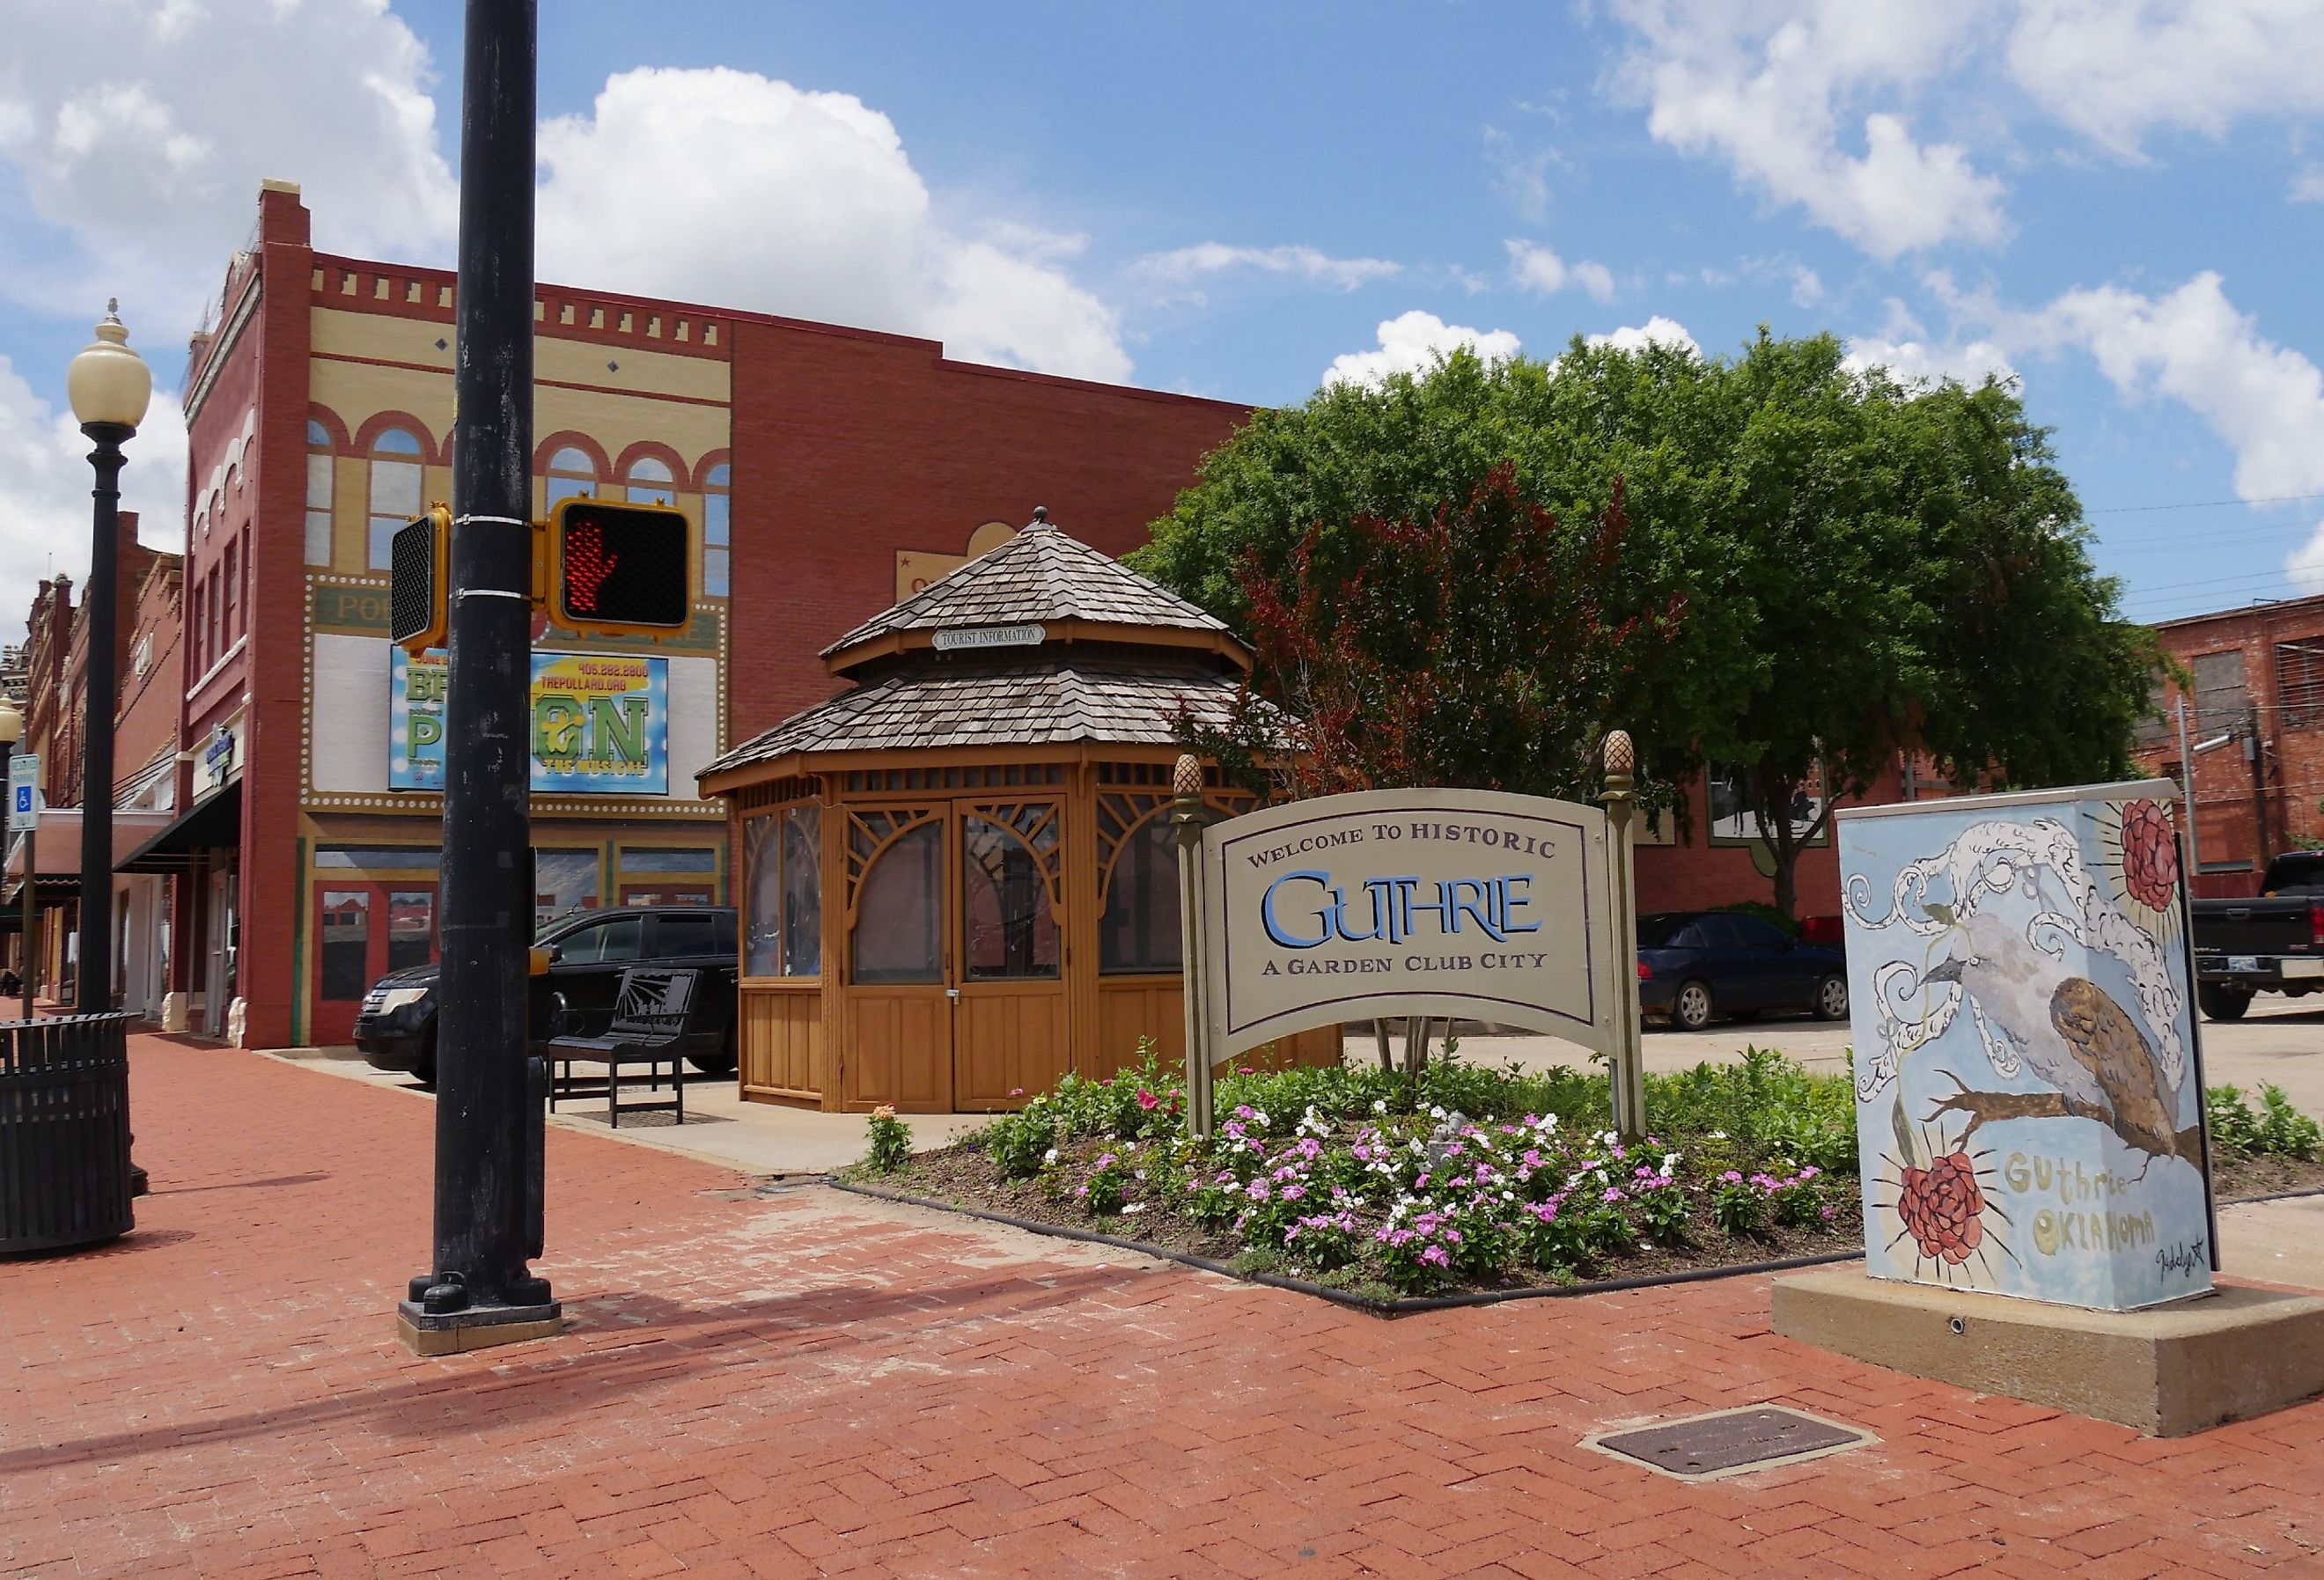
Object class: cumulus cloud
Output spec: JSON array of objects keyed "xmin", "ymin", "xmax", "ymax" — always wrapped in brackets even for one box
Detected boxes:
[
  {"xmin": 1322, "ymin": 310, "xmax": 1523, "ymax": 389},
  {"xmin": 0, "ymin": 353, "xmax": 187, "ymax": 622},
  {"xmin": 1585, "ymin": 317, "xmax": 1700, "ymax": 357},
  {"xmin": 2293, "ymin": 167, "xmax": 2324, "ymax": 204},
  {"xmin": 1602, "ymin": 1, "xmax": 2324, "ymax": 258},
  {"xmin": 0, "ymin": 0, "xmax": 456, "ymax": 326},
  {"xmin": 1844, "ymin": 298, "xmax": 2015, "ymax": 386},
  {"xmin": 1505, "ymin": 239, "xmax": 1615, "ymax": 302},
  {"xmin": 537, "ymin": 68, "xmax": 1129, "ymax": 382},
  {"xmin": 1938, "ymin": 271, "xmax": 2324, "ymax": 591},
  {"xmin": 2004, "ymin": 0, "xmax": 2324, "ymax": 158},
  {"xmin": 1129, "ymin": 242, "xmax": 1401, "ymax": 293},
  {"xmin": 1790, "ymin": 265, "xmax": 1825, "ymax": 307},
  {"xmin": 1605, "ymin": 1, "xmax": 2004, "ymax": 258}
]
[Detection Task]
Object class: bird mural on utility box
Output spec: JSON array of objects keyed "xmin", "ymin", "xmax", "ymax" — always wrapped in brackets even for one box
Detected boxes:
[{"xmin": 1923, "ymin": 910, "xmax": 2203, "ymax": 1169}]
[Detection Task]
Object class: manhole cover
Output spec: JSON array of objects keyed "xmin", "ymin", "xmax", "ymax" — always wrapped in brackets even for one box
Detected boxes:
[{"xmin": 1584, "ymin": 1407, "xmax": 1873, "ymax": 1481}]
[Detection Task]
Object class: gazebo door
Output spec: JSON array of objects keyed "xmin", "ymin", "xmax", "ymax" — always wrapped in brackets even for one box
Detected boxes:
[
  {"xmin": 844, "ymin": 812, "xmax": 952, "ymax": 1110},
  {"xmin": 953, "ymin": 802, "xmax": 1068, "ymax": 1107}
]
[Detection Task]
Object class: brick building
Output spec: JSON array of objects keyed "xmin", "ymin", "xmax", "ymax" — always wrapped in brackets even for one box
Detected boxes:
[
  {"xmin": 149, "ymin": 182, "xmax": 1250, "ymax": 1048},
  {"xmin": 2129, "ymin": 595, "xmax": 2324, "ymax": 898}
]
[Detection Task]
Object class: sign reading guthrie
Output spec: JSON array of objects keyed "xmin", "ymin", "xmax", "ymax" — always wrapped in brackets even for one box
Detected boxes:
[{"xmin": 1201, "ymin": 788, "xmax": 1622, "ymax": 1060}]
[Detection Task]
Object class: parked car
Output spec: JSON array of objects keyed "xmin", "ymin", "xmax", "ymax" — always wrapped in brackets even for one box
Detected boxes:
[
  {"xmin": 2190, "ymin": 851, "xmax": 2324, "ymax": 1021},
  {"xmin": 355, "ymin": 905, "xmax": 740, "ymax": 1084},
  {"xmin": 1636, "ymin": 910, "xmax": 1849, "ymax": 1033}
]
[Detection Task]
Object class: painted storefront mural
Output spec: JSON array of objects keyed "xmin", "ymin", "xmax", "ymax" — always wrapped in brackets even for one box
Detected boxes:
[
  {"xmin": 391, "ymin": 648, "xmax": 670, "ymax": 795},
  {"xmin": 1838, "ymin": 783, "xmax": 2212, "ymax": 1311}
]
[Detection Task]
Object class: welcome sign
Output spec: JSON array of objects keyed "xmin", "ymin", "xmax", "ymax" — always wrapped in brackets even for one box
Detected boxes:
[
  {"xmin": 391, "ymin": 648, "xmax": 670, "ymax": 795},
  {"xmin": 1200, "ymin": 788, "xmax": 1622, "ymax": 1059}
]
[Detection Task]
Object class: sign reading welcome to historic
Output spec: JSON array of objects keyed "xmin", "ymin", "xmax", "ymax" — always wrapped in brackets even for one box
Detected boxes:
[{"xmin": 1201, "ymin": 788, "xmax": 1622, "ymax": 1059}]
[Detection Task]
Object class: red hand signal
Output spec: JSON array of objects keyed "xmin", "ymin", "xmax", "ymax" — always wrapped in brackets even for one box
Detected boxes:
[{"xmin": 564, "ymin": 520, "xmax": 618, "ymax": 614}]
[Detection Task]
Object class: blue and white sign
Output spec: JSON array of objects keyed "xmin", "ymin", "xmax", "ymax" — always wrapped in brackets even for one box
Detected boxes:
[
  {"xmin": 9, "ymin": 752, "xmax": 39, "ymax": 834},
  {"xmin": 1839, "ymin": 781, "xmax": 2213, "ymax": 1312}
]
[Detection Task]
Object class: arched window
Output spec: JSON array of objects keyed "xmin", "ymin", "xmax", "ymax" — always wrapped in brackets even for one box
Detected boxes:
[
  {"xmin": 545, "ymin": 445, "xmax": 596, "ymax": 508},
  {"xmin": 702, "ymin": 462, "xmax": 730, "ymax": 598},
  {"xmin": 1099, "ymin": 816, "xmax": 1181, "ymax": 974},
  {"xmin": 305, "ymin": 420, "xmax": 335, "ymax": 566},
  {"xmin": 853, "ymin": 823, "xmax": 942, "ymax": 983},
  {"xmin": 961, "ymin": 813, "xmax": 1059, "ymax": 980},
  {"xmin": 364, "ymin": 427, "xmax": 424, "ymax": 569},
  {"xmin": 623, "ymin": 454, "xmax": 673, "ymax": 504}
]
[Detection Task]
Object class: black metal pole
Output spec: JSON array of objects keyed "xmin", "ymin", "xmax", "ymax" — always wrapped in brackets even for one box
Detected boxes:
[
  {"xmin": 0, "ymin": 736, "xmax": 11, "ymax": 1008},
  {"xmin": 405, "ymin": 0, "xmax": 552, "ymax": 1329},
  {"xmin": 19, "ymin": 818, "xmax": 32, "ymax": 1020},
  {"xmin": 77, "ymin": 425, "xmax": 129, "ymax": 1015}
]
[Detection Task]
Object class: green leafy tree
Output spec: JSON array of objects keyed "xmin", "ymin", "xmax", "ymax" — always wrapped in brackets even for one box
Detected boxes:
[{"xmin": 1139, "ymin": 332, "xmax": 2165, "ymax": 919}]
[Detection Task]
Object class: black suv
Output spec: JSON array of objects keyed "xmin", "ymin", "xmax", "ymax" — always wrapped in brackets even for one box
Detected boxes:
[{"xmin": 354, "ymin": 905, "xmax": 740, "ymax": 1084}]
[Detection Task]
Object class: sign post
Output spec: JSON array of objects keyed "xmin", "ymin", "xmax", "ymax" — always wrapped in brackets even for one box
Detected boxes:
[
  {"xmin": 11, "ymin": 753, "xmax": 37, "ymax": 1021},
  {"xmin": 1169, "ymin": 756, "xmax": 1216, "ymax": 1137},
  {"xmin": 1175, "ymin": 766, "xmax": 1638, "ymax": 1135}
]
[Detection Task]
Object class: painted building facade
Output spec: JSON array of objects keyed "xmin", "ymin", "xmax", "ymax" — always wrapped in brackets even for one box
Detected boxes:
[{"xmin": 163, "ymin": 183, "xmax": 1247, "ymax": 1048}]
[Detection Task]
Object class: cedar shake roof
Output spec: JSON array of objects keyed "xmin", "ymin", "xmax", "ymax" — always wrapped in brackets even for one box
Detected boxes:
[
  {"xmin": 820, "ymin": 509, "xmax": 1228, "ymax": 659},
  {"xmin": 699, "ymin": 660, "xmax": 1268, "ymax": 778}
]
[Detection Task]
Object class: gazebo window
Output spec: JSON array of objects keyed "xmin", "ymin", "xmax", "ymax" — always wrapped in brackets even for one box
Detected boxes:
[
  {"xmin": 962, "ymin": 812, "xmax": 1059, "ymax": 980},
  {"xmin": 1100, "ymin": 817, "xmax": 1182, "ymax": 974},
  {"xmin": 746, "ymin": 804, "xmax": 821, "ymax": 977},
  {"xmin": 853, "ymin": 822, "xmax": 941, "ymax": 982}
]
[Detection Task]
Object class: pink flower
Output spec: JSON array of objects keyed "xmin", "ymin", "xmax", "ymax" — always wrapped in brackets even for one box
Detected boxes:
[
  {"xmin": 1136, "ymin": 1089, "xmax": 1158, "ymax": 1111},
  {"xmin": 1420, "ymin": 1245, "xmax": 1450, "ymax": 1268}
]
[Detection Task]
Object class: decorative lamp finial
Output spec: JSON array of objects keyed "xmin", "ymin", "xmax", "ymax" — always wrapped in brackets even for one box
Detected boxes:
[
  {"xmin": 1603, "ymin": 730, "xmax": 1635, "ymax": 775},
  {"xmin": 1030, "ymin": 504, "xmax": 1051, "ymax": 529},
  {"xmin": 1173, "ymin": 753, "xmax": 1203, "ymax": 798}
]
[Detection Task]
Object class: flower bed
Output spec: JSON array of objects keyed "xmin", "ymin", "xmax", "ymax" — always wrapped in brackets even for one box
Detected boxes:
[
  {"xmin": 849, "ymin": 1047, "xmax": 2324, "ymax": 1303},
  {"xmin": 855, "ymin": 1047, "xmax": 1866, "ymax": 1299}
]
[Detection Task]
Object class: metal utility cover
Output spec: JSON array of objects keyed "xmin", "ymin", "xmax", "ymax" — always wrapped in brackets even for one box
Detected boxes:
[{"xmin": 1584, "ymin": 1407, "xmax": 1873, "ymax": 1481}]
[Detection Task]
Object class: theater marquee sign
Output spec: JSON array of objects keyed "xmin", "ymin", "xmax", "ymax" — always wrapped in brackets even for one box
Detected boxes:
[{"xmin": 1198, "ymin": 788, "xmax": 1625, "ymax": 1060}]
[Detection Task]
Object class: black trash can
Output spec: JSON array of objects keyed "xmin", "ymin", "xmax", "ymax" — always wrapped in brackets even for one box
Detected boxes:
[{"xmin": 0, "ymin": 1013, "xmax": 135, "ymax": 1254}]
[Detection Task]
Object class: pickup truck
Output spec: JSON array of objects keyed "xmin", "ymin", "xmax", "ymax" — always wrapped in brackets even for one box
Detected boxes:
[{"xmin": 2190, "ymin": 852, "xmax": 2324, "ymax": 1020}]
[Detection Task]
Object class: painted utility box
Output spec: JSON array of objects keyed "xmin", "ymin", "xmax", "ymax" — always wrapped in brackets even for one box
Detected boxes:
[{"xmin": 1838, "ymin": 781, "xmax": 2215, "ymax": 1311}]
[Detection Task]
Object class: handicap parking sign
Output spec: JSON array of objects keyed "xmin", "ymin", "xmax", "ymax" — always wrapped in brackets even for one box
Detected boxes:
[{"xmin": 8, "ymin": 753, "xmax": 38, "ymax": 834}]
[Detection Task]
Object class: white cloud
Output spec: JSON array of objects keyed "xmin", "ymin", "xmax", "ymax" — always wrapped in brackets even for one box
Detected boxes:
[
  {"xmin": 1939, "ymin": 270, "xmax": 2324, "ymax": 591},
  {"xmin": 1585, "ymin": 316, "xmax": 1700, "ymax": 357},
  {"xmin": 1322, "ymin": 310, "xmax": 1523, "ymax": 388},
  {"xmin": 1130, "ymin": 242, "xmax": 1401, "ymax": 292},
  {"xmin": 536, "ymin": 68, "xmax": 1129, "ymax": 382},
  {"xmin": 0, "ymin": 353, "xmax": 186, "ymax": 623},
  {"xmin": 2004, "ymin": 1, "xmax": 2324, "ymax": 158},
  {"xmin": 1483, "ymin": 126, "xmax": 1558, "ymax": 224},
  {"xmin": 0, "ymin": 0, "xmax": 456, "ymax": 326},
  {"xmin": 1605, "ymin": 1, "xmax": 2005, "ymax": 258},
  {"xmin": 1505, "ymin": 239, "xmax": 1615, "ymax": 302},
  {"xmin": 1790, "ymin": 265, "xmax": 1825, "ymax": 307},
  {"xmin": 2293, "ymin": 167, "xmax": 2324, "ymax": 204},
  {"xmin": 1844, "ymin": 298, "xmax": 2015, "ymax": 386}
]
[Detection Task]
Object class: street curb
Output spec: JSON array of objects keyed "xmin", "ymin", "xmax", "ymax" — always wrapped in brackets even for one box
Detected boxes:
[{"xmin": 824, "ymin": 1178, "xmax": 1866, "ymax": 1317}]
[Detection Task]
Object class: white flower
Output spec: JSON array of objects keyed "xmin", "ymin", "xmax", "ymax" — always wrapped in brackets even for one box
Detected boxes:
[
  {"xmin": 1135, "ymin": 1170, "xmax": 1147, "ymax": 1180},
  {"xmin": 1372, "ymin": 1099, "xmax": 1388, "ymax": 1115},
  {"xmin": 1252, "ymin": 1111, "xmax": 1270, "ymax": 1128},
  {"xmin": 1042, "ymin": 1148, "xmax": 1060, "ymax": 1165},
  {"xmin": 1430, "ymin": 1106, "xmax": 1448, "ymax": 1121},
  {"xmin": 1600, "ymin": 1130, "xmax": 1621, "ymax": 1149},
  {"xmin": 1661, "ymin": 1153, "xmax": 1680, "ymax": 1177},
  {"xmin": 1122, "ymin": 1202, "xmax": 1146, "ymax": 1215},
  {"xmin": 1709, "ymin": 1130, "xmax": 1727, "ymax": 1141}
]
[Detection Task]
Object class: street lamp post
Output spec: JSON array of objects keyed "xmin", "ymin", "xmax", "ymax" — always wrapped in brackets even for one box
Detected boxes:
[
  {"xmin": 66, "ymin": 301, "xmax": 150, "ymax": 1017},
  {"xmin": 0, "ymin": 696, "xmax": 20, "ymax": 1011}
]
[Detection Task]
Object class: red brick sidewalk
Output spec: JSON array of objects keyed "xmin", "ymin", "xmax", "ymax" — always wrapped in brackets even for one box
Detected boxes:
[{"xmin": 4, "ymin": 1035, "xmax": 2320, "ymax": 1579}]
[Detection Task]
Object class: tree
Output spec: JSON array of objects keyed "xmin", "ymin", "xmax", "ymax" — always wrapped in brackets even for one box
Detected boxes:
[
  {"xmin": 1139, "ymin": 332, "xmax": 2165, "ymax": 920},
  {"xmin": 1180, "ymin": 464, "xmax": 1684, "ymax": 803}
]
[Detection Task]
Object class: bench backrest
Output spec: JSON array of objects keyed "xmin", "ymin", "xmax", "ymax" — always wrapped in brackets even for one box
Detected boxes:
[{"xmin": 606, "ymin": 966, "xmax": 701, "ymax": 1040}]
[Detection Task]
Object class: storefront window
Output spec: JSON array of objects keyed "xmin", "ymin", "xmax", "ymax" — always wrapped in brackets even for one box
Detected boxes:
[
  {"xmin": 962, "ymin": 814, "xmax": 1059, "ymax": 980},
  {"xmin": 319, "ymin": 890, "xmax": 371, "ymax": 1000},
  {"xmin": 702, "ymin": 462, "xmax": 731, "ymax": 598},
  {"xmin": 386, "ymin": 891, "xmax": 434, "ymax": 971},
  {"xmin": 1099, "ymin": 817, "xmax": 1181, "ymax": 974},
  {"xmin": 365, "ymin": 427, "xmax": 424, "ymax": 569},
  {"xmin": 854, "ymin": 822, "xmax": 941, "ymax": 983},
  {"xmin": 533, "ymin": 848, "xmax": 600, "ymax": 931}
]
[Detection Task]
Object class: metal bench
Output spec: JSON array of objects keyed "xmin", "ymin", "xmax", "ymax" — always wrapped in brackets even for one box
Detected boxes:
[{"xmin": 546, "ymin": 966, "xmax": 699, "ymax": 1128}]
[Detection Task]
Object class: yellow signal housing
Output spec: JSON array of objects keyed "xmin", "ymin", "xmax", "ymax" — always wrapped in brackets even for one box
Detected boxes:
[
  {"xmin": 546, "ymin": 496, "xmax": 693, "ymax": 639},
  {"xmin": 388, "ymin": 503, "xmax": 453, "ymax": 656}
]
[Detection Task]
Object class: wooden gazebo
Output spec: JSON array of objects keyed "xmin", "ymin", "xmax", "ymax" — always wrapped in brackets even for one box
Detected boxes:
[{"xmin": 699, "ymin": 511, "xmax": 1338, "ymax": 1112}]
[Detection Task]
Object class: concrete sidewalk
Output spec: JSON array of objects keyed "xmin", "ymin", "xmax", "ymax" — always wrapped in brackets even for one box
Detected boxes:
[{"xmin": 4, "ymin": 1032, "xmax": 2321, "ymax": 1578}]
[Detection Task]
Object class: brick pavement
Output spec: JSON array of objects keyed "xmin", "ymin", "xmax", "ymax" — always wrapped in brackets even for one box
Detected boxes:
[{"xmin": 4, "ymin": 1033, "xmax": 2322, "ymax": 1580}]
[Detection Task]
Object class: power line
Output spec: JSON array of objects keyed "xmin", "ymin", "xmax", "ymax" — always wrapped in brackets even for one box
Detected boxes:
[{"xmin": 2089, "ymin": 491, "xmax": 2324, "ymax": 514}]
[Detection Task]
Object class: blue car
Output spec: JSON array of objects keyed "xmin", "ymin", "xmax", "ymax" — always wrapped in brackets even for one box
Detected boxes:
[{"xmin": 1636, "ymin": 911, "xmax": 1849, "ymax": 1033}]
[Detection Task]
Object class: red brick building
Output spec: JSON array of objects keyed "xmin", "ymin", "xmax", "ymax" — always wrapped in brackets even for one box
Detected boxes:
[
  {"xmin": 2130, "ymin": 595, "xmax": 2324, "ymax": 898},
  {"xmin": 156, "ymin": 183, "xmax": 1249, "ymax": 1048}
]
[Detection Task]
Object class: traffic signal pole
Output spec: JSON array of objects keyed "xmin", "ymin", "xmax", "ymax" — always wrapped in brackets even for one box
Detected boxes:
[{"xmin": 399, "ymin": 0, "xmax": 558, "ymax": 1351}]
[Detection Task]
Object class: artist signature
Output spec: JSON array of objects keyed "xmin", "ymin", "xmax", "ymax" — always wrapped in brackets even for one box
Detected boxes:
[{"xmin": 2155, "ymin": 1238, "xmax": 2207, "ymax": 1279}]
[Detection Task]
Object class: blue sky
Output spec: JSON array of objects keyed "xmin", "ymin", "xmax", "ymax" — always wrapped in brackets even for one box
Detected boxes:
[{"xmin": 5, "ymin": 1, "xmax": 2323, "ymax": 628}]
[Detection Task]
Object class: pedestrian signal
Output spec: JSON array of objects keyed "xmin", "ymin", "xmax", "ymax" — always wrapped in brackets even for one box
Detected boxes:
[
  {"xmin": 547, "ymin": 497, "xmax": 693, "ymax": 637},
  {"xmin": 389, "ymin": 503, "xmax": 452, "ymax": 656}
]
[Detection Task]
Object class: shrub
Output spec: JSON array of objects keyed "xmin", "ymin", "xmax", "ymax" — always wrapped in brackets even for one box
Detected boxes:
[
  {"xmin": 1072, "ymin": 1151, "xmax": 1136, "ymax": 1216},
  {"xmin": 1710, "ymin": 1172, "xmax": 1766, "ymax": 1235},
  {"xmin": 864, "ymin": 1105, "xmax": 911, "ymax": 1174},
  {"xmin": 982, "ymin": 1109, "xmax": 1056, "ymax": 1179}
]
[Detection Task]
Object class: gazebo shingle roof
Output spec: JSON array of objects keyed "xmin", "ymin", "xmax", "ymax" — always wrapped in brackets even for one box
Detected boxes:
[
  {"xmin": 699, "ymin": 661, "xmax": 1265, "ymax": 777},
  {"xmin": 821, "ymin": 513, "xmax": 1227, "ymax": 658}
]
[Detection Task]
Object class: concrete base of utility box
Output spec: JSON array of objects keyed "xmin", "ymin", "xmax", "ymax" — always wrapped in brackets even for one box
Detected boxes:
[{"xmin": 1772, "ymin": 1268, "xmax": 2324, "ymax": 1437}]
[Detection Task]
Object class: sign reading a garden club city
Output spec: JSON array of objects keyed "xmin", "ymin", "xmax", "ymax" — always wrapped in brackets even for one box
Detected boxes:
[
  {"xmin": 391, "ymin": 647, "xmax": 670, "ymax": 795},
  {"xmin": 1199, "ymin": 788, "xmax": 1625, "ymax": 1059}
]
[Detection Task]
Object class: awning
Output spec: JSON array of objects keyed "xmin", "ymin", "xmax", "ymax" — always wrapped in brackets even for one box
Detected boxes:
[
  {"xmin": 116, "ymin": 779, "xmax": 242, "ymax": 875},
  {"xmin": 6, "ymin": 810, "xmax": 178, "ymax": 892}
]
